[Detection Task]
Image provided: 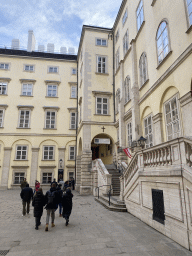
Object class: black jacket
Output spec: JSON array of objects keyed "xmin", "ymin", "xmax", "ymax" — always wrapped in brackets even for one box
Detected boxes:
[
  {"xmin": 20, "ymin": 187, "xmax": 33, "ymax": 202},
  {"xmin": 45, "ymin": 187, "xmax": 59, "ymax": 209},
  {"xmin": 62, "ymin": 189, "xmax": 73, "ymax": 218},
  {"xmin": 32, "ymin": 191, "xmax": 46, "ymax": 217},
  {"xmin": 56, "ymin": 187, "xmax": 63, "ymax": 203}
]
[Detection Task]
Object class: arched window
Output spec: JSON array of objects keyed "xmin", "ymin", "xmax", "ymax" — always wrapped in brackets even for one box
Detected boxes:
[
  {"xmin": 124, "ymin": 76, "xmax": 130, "ymax": 103},
  {"xmin": 139, "ymin": 53, "xmax": 148, "ymax": 87},
  {"xmin": 156, "ymin": 21, "xmax": 170, "ymax": 64}
]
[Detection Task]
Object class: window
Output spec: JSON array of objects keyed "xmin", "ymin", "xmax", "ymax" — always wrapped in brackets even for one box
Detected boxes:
[
  {"xmin": 69, "ymin": 172, "xmax": 74, "ymax": 179},
  {"xmin": 18, "ymin": 110, "xmax": 30, "ymax": 128},
  {"xmin": 96, "ymin": 38, "xmax": 107, "ymax": 46},
  {"xmin": 47, "ymin": 85, "xmax": 57, "ymax": 97},
  {"xmin": 0, "ymin": 63, "xmax": 9, "ymax": 70},
  {"xmin": 115, "ymin": 48, "xmax": 120, "ymax": 71},
  {"xmin": 127, "ymin": 122, "xmax": 132, "ymax": 147},
  {"xmin": 115, "ymin": 30, "xmax": 119, "ymax": 43},
  {"xmin": 144, "ymin": 115, "xmax": 153, "ymax": 148},
  {"xmin": 122, "ymin": 9, "xmax": 128, "ymax": 25},
  {"xmin": 0, "ymin": 109, "xmax": 4, "ymax": 127},
  {"xmin": 139, "ymin": 53, "xmax": 148, "ymax": 86},
  {"xmin": 14, "ymin": 172, "xmax": 25, "ymax": 184},
  {"xmin": 42, "ymin": 173, "xmax": 52, "ymax": 184},
  {"xmin": 96, "ymin": 97, "xmax": 108, "ymax": 115},
  {"xmin": 97, "ymin": 56, "xmax": 106, "ymax": 73},
  {"xmin": 0, "ymin": 83, "xmax": 7, "ymax": 95},
  {"xmin": 16, "ymin": 146, "xmax": 27, "ymax": 160},
  {"xmin": 124, "ymin": 76, "xmax": 130, "ymax": 103},
  {"xmin": 72, "ymin": 68, "xmax": 77, "ymax": 75},
  {"xmin": 71, "ymin": 86, "xmax": 77, "ymax": 98},
  {"xmin": 165, "ymin": 97, "xmax": 180, "ymax": 140},
  {"xmin": 186, "ymin": 0, "xmax": 192, "ymax": 25},
  {"xmin": 22, "ymin": 84, "xmax": 33, "ymax": 96},
  {"xmin": 137, "ymin": 0, "xmax": 144, "ymax": 31},
  {"xmin": 48, "ymin": 66, "xmax": 58, "ymax": 73},
  {"xmin": 80, "ymin": 64, "xmax": 83, "ymax": 78},
  {"xmin": 123, "ymin": 30, "xmax": 129, "ymax": 56},
  {"xmin": 156, "ymin": 21, "xmax": 170, "ymax": 64},
  {"xmin": 116, "ymin": 89, "xmax": 120, "ymax": 114},
  {"xmin": 24, "ymin": 65, "xmax": 34, "ymax": 71},
  {"xmin": 45, "ymin": 111, "xmax": 56, "ymax": 129},
  {"xmin": 43, "ymin": 146, "xmax": 54, "ymax": 160},
  {"xmin": 70, "ymin": 112, "xmax": 76, "ymax": 129},
  {"xmin": 69, "ymin": 146, "xmax": 76, "ymax": 160}
]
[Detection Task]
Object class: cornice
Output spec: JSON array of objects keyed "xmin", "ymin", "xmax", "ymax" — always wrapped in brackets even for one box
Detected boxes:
[
  {"xmin": 179, "ymin": 91, "xmax": 192, "ymax": 107},
  {"xmin": 44, "ymin": 80, "xmax": 61, "ymax": 84}
]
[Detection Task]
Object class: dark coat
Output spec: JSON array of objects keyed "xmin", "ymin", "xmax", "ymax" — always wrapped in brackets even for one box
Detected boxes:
[
  {"xmin": 20, "ymin": 187, "xmax": 33, "ymax": 202},
  {"xmin": 32, "ymin": 191, "xmax": 46, "ymax": 217},
  {"xmin": 56, "ymin": 187, "xmax": 63, "ymax": 203},
  {"xmin": 62, "ymin": 189, "xmax": 73, "ymax": 219},
  {"xmin": 45, "ymin": 187, "xmax": 59, "ymax": 209}
]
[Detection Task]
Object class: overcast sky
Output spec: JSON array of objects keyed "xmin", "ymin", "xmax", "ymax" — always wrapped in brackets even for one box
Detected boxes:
[{"xmin": 0, "ymin": 0, "xmax": 122, "ymax": 54}]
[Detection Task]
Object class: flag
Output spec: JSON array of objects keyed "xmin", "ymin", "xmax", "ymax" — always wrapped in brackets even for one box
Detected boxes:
[{"xmin": 123, "ymin": 148, "xmax": 132, "ymax": 159}]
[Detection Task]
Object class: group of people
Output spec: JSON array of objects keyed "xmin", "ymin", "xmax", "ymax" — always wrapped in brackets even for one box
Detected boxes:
[{"xmin": 20, "ymin": 178, "xmax": 74, "ymax": 231}]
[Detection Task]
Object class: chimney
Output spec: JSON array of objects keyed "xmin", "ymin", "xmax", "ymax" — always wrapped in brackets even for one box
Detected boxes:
[
  {"xmin": 11, "ymin": 39, "xmax": 20, "ymax": 50},
  {"xmin": 38, "ymin": 45, "xmax": 45, "ymax": 52},
  {"xmin": 27, "ymin": 30, "xmax": 36, "ymax": 52},
  {"xmin": 68, "ymin": 47, "xmax": 75, "ymax": 55},
  {"xmin": 47, "ymin": 43, "xmax": 54, "ymax": 53},
  {"xmin": 60, "ymin": 47, "xmax": 67, "ymax": 54}
]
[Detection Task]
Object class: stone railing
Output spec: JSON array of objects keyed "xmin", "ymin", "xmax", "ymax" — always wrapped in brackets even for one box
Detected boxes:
[
  {"xmin": 124, "ymin": 154, "xmax": 138, "ymax": 188},
  {"xmin": 185, "ymin": 137, "xmax": 192, "ymax": 167},
  {"xmin": 92, "ymin": 159, "xmax": 112, "ymax": 196}
]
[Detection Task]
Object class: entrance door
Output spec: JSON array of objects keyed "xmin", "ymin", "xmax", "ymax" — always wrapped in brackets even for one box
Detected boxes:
[{"xmin": 91, "ymin": 146, "xmax": 99, "ymax": 160}]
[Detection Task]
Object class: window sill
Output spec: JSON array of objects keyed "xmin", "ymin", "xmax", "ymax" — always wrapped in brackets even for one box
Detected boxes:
[
  {"xmin": 94, "ymin": 114, "xmax": 111, "ymax": 116},
  {"xmin": 135, "ymin": 21, "xmax": 145, "ymax": 40},
  {"xmin": 156, "ymin": 51, "xmax": 172, "ymax": 70},
  {"xmin": 13, "ymin": 159, "xmax": 28, "ymax": 161},
  {"xmin": 0, "ymin": 94, "xmax": 8, "ymax": 96},
  {"xmin": 186, "ymin": 25, "xmax": 192, "ymax": 34},
  {"xmin": 43, "ymin": 128, "xmax": 57, "ymax": 130},
  {"xmin": 20, "ymin": 95, "xmax": 33, "ymax": 97},
  {"xmin": 139, "ymin": 79, "xmax": 149, "ymax": 91},
  {"xmin": 17, "ymin": 127, "xmax": 31, "ymax": 129},
  {"xmin": 70, "ymin": 97, "xmax": 77, "ymax": 99},
  {"xmin": 48, "ymin": 72, "xmax": 59, "ymax": 74},
  {"xmin": 124, "ymin": 99, "xmax": 131, "ymax": 106},
  {"xmin": 41, "ymin": 159, "xmax": 55, "ymax": 161},
  {"xmin": 95, "ymin": 72, "xmax": 109, "ymax": 76},
  {"xmin": 45, "ymin": 96, "xmax": 58, "ymax": 98},
  {"xmin": 23, "ymin": 70, "xmax": 35, "ymax": 73}
]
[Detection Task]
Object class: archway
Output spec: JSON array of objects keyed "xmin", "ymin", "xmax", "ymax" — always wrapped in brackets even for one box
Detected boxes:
[{"xmin": 91, "ymin": 133, "xmax": 114, "ymax": 165}]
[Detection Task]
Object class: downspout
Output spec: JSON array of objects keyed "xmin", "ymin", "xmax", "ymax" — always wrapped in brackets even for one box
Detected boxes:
[
  {"xmin": 112, "ymin": 30, "xmax": 116, "ymax": 123},
  {"xmin": 75, "ymin": 59, "xmax": 79, "ymax": 182}
]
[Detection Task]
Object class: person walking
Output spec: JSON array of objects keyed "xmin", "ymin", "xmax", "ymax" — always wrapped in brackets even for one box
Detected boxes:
[
  {"xmin": 32, "ymin": 188, "xmax": 46, "ymax": 230},
  {"xmin": 63, "ymin": 181, "xmax": 69, "ymax": 192},
  {"xmin": 34, "ymin": 180, "xmax": 40, "ymax": 195},
  {"xmin": 62, "ymin": 187, "xmax": 73, "ymax": 226},
  {"xmin": 51, "ymin": 178, "xmax": 57, "ymax": 187},
  {"xmin": 56, "ymin": 184, "xmax": 63, "ymax": 217},
  {"xmin": 71, "ymin": 178, "xmax": 75, "ymax": 190},
  {"xmin": 44, "ymin": 183, "xmax": 59, "ymax": 231},
  {"xmin": 20, "ymin": 178, "xmax": 28, "ymax": 190},
  {"xmin": 20, "ymin": 183, "xmax": 33, "ymax": 216}
]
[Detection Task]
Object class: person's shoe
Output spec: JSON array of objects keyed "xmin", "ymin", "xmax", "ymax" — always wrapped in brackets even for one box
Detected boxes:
[
  {"xmin": 45, "ymin": 224, "xmax": 48, "ymax": 231},
  {"xmin": 51, "ymin": 223, "xmax": 55, "ymax": 227},
  {"xmin": 59, "ymin": 214, "xmax": 62, "ymax": 217},
  {"xmin": 65, "ymin": 219, "xmax": 69, "ymax": 226},
  {"xmin": 35, "ymin": 226, "xmax": 38, "ymax": 230},
  {"xmin": 38, "ymin": 222, "xmax": 41, "ymax": 226}
]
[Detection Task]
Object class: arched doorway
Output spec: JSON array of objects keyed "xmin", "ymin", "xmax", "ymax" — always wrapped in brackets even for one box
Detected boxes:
[{"xmin": 91, "ymin": 134, "xmax": 113, "ymax": 165}]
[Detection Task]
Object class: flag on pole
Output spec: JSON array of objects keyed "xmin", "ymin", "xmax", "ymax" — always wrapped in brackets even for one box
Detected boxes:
[{"xmin": 123, "ymin": 148, "xmax": 132, "ymax": 159}]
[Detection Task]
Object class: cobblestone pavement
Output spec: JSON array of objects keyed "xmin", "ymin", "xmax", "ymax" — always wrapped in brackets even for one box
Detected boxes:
[{"xmin": 1, "ymin": 189, "xmax": 192, "ymax": 256}]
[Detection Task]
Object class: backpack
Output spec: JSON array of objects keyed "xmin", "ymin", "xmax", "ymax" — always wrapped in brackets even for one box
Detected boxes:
[{"xmin": 47, "ymin": 191, "xmax": 55, "ymax": 204}]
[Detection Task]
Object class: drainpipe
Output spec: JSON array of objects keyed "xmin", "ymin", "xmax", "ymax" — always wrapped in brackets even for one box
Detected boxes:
[
  {"xmin": 75, "ymin": 59, "xmax": 79, "ymax": 182},
  {"xmin": 112, "ymin": 30, "xmax": 116, "ymax": 123}
]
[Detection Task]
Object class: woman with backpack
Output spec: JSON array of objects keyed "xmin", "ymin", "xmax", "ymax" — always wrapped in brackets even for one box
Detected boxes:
[
  {"xmin": 32, "ymin": 188, "xmax": 46, "ymax": 230},
  {"xmin": 62, "ymin": 187, "xmax": 73, "ymax": 226}
]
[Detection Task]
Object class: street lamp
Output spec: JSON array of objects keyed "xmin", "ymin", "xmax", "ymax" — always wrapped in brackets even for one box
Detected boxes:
[{"xmin": 138, "ymin": 136, "xmax": 147, "ymax": 148}]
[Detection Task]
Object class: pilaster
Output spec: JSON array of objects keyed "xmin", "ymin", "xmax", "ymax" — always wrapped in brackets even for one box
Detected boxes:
[
  {"xmin": 30, "ymin": 147, "xmax": 40, "ymax": 187},
  {"xmin": 179, "ymin": 92, "xmax": 192, "ymax": 137},
  {"xmin": 1, "ymin": 147, "xmax": 12, "ymax": 188},
  {"xmin": 152, "ymin": 113, "xmax": 163, "ymax": 145},
  {"xmin": 76, "ymin": 155, "xmax": 81, "ymax": 192},
  {"xmin": 80, "ymin": 151, "xmax": 92, "ymax": 195}
]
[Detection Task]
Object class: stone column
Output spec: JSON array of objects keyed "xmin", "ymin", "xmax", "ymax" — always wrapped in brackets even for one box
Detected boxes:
[
  {"xmin": 1, "ymin": 147, "xmax": 12, "ymax": 188},
  {"xmin": 130, "ymin": 39, "xmax": 141, "ymax": 141},
  {"xmin": 30, "ymin": 147, "xmax": 40, "ymax": 188},
  {"xmin": 80, "ymin": 150, "xmax": 92, "ymax": 195},
  {"xmin": 152, "ymin": 113, "xmax": 163, "ymax": 145},
  {"xmin": 76, "ymin": 155, "xmax": 81, "ymax": 192},
  {"xmin": 179, "ymin": 92, "xmax": 192, "ymax": 137}
]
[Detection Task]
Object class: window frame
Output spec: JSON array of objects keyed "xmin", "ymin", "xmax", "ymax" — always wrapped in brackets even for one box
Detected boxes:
[
  {"xmin": 42, "ymin": 172, "xmax": 53, "ymax": 184},
  {"xmin": 127, "ymin": 121, "xmax": 132, "ymax": 147},
  {"xmin": 96, "ymin": 96, "xmax": 109, "ymax": 115},
  {"xmin": 136, "ymin": 0, "xmax": 144, "ymax": 31},
  {"xmin": 156, "ymin": 20, "xmax": 171, "ymax": 65},
  {"xmin": 43, "ymin": 146, "xmax": 55, "ymax": 160},
  {"xmin": 123, "ymin": 30, "xmax": 129, "ymax": 57},
  {"xmin": 124, "ymin": 76, "xmax": 131, "ymax": 103},
  {"xmin": 139, "ymin": 52, "xmax": 148, "ymax": 87},
  {"xmin": 69, "ymin": 146, "xmax": 76, "ymax": 160},
  {"xmin": 14, "ymin": 172, "xmax": 25, "ymax": 184},
  {"xmin": 47, "ymin": 84, "xmax": 58, "ymax": 97},
  {"xmin": 144, "ymin": 114, "xmax": 153, "ymax": 148},
  {"xmin": 185, "ymin": 0, "xmax": 192, "ymax": 28},
  {"xmin": 48, "ymin": 66, "xmax": 59, "ymax": 73},
  {"xmin": 115, "ymin": 89, "xmax": 120, "ymax": 114},
  {"xmin": 0, "ymin": 82, "xmax": 8, "ymax": 95},
  {"xmin": 21, "ymin": 83, "xmax": 33, "ymax": 96},
  {"xmin": 15, "ymin": 145, "xmax": 28, "ymax": 160},
  {"xmin": 70, "ymin": 112, "xmax": 77, "ymax": 129},
  {"xmin": 18, "ymin": 109, "xmax": 31, "ymax": 128},
  {"xmin": 0, "ymin": 109, "xmax": 5, "ymax": 128},
  {"xmin": 45, "ymin": 110, "xmax": 57, "ymax": 129},
  {"xmin": 0, "ymin": 63, "xmax": 9, "ymax": 70},
  {"xmin": 122, "ymin": 8, "xmax": 128, "ymax": 26},
  {"xmin": 96, "ymin": 55, "xmax": 107, "ymax": 74},
  {"xmin": 24, "ymin": 65, "xmax": 35, "ymax": 72},
  {"xmin": 96, "ymin": 38, "xmax": 108, "ymax": 47},
  {"xmin": 71, "ymin": 85, "xmax": 77, "ymax": 98}
]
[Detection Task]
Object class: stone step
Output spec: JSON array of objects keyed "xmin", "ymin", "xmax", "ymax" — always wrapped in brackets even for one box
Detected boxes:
[
  {"xmin": 99, "ymin": 195, "xmax": 126, "ymax": 208},
  {"xmin": 95, "ymin": 197, "xmax": 127, "ymax": 212}
]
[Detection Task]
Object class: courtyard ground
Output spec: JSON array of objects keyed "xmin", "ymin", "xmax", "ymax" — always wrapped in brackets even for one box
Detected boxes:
[{"xmin": 0, "ymin": 189, "xmax": 192, "ymax": 256}]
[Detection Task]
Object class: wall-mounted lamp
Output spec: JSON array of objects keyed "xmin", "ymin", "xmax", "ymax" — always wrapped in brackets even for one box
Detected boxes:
[{"xmin": 131, "ymin": 136, "xmax": 147, "ymax": 151}]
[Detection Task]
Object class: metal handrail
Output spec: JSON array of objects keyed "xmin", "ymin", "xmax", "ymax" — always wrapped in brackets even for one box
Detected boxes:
[
  {"xmin": 95, "ymin": 185, "xmax": 112, "ymax": 199},
  {"xmin": 107, "ymin": 187, "xmax": 113, "ymax": 206}
]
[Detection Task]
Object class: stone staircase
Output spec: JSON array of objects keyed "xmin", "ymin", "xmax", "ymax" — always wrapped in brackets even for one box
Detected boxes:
[
  {"xmin": 105, "ymin": 164, "xmax": 121, "ymax": 196},
  {"xmin": 95, "ymin": 195, "xmax": 127, "ymax": 212}
]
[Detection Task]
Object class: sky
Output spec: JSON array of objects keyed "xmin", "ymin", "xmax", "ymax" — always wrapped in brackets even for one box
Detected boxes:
[{"xmin": 0, "ymin": 0, "xmax": 122, "ymax": 54}]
